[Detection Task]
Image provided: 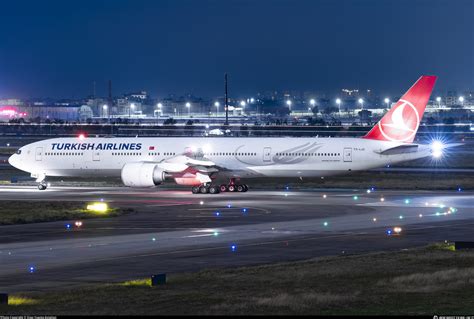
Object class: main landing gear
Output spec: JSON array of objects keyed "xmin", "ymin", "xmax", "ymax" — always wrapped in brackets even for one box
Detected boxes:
[{"xmin": 191, "ymin": 179, "xmax": 249, "ymax": 194}]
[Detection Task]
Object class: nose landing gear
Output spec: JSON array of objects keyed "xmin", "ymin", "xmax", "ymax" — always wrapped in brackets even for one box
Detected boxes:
[{"xmin": 38, "ymin": 181, "xmax": 48, "ymax": 190}]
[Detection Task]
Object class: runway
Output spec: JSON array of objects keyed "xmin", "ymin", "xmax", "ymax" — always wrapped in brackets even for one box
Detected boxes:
[{"xmin": 0, "ymin": 185, "xmax": 473, "ymax": 293}]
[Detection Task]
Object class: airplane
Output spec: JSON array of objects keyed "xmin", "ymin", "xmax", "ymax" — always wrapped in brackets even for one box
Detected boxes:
[{"xmin": 9, "ymin": 75, "xmax": 449, "ymax": 194}]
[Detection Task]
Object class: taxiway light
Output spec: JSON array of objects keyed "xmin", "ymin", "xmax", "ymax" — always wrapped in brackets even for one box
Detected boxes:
[
  {"xmin": 323, "ymin": 221, "xmax": 328, "ymax": 227},
  {"xmin": 323, "ymin": 194, "xmax": 327, "ymax": 199},
  {"xmin": 242, "ymin": 208, "xmax": 248, "ymax": 213},
  {"xmin": 86, "ymin": 202, "xmax": 108, "ymax": 213},
  {"xmin": 380, "ymin": 197, "xmax": 385, "ymax": 202},
  {"xmin": 231, "ymin": 244, "xmax": 237, "ymax": 252},
  {"xmin": 215, "ymin": 211, "xmax": 220, "ymax": 217},
  {"xmin": 28, "ymin": 266, "xmax": 36, "ymax": 273},
  {"xmin": 399, "ymin": 215, "xmax": 403, "ymax": 219},
  {"xmin": 65, "ymin": 224, "xmax": 72, "ymax": 230},
  {"xmin": 227, "ymin": 204, "xmax": 232, "ymax": 208},
  {"xmin": 353, "ymin": 195, "xmax": 358, "ymax": 200},
  {"xmin": 404, "ymin": 199, "xmax": 410, "ymax": 204},
  {"xmin": 213, "ymin": 232, "xmax": 219, "ymax": 237},
  {"xmin": 199, "ymin": 201, "xmax": 204, "ymax": 205},
  {"xmin": 152, "ymin": 237, "xmax": 156, "ymax": 242},
  {"xmin": 366, "ymin": 189, "xmax": 371, "ymax": 194},
  {"xmin": 419, "ymin": 214, "xmax": 423, "ymax": 218},
  {"xmin": 393, "ymin": 227, "xmax": 402, "ymax": 234},
  {"xmin": 436, "ymin": 212, "xmax": 441, "ymax": 216},
  {"xmin": 74, "ymin": 221, "xmax": 83, "ymax": 228},
  {"xmin": 386, "ymin": 229, "xmax": 392, "ymax": 235},
  {"xmin": 373, "ymin": 218, "xmax": 377, "ymax": 222},
  {"xmin": 458, "ymin": 187, "xmax": 462, "ymax": 192}
]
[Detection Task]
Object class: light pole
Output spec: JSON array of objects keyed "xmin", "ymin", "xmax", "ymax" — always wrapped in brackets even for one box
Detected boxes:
[
  {"xmin": 459, "ymin": 96, "xmax": 465, "ymax": 106},
  {"xmin": 102, "ymin": 104, "xmax": 108, "ymax": 117},
  {"xmin": 186, "ymin": 102, "xmax": 191, "ymax": 117},
  {"xmin": 358, "ymin": 98, "xmax": 364, "ymax": 110},
  {"xmin": 310, "ymin": 99, "xmax": 316, "ymax": 114},
  {"xmin": 157, "ymin": 103, "xmax": 163, "ymax": 117},
  {"xmin": 384, "ymin": 98, "xmax": 390, "ymax": 109},
  {"xmin": 129, "ymin": 103, "xmax": 135, "ymax": 118},
  {"xmin": 240, "ymin": 100, "xmax": 246, "ymax": 115},
  {"xmin": 436, "ymin": 97, "xmax": 441, "ymax": 108},
  {"xmin": 214, "ymin": 101, "xmax": 220, "ymax": 117},
  {"xmin": 336, "ymin": 98, "xmax": 341, "ymax": 114},
  {"xmin": 286, "ymin": 100, "xmax": 292, "ymax": 112}
]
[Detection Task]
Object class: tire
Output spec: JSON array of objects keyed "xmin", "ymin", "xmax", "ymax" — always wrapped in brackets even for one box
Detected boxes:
[
  {"xmin": 38, "ymin": 183, "xmax": 47, "ymax": 190},
  {"xmin": 237, "ymin": 185, "xmax": 244, "ymax": 192},
  {"xmin": 199, "ymin": 186, "xmax": 209, "ymax": 194},
  {"xmin": 220, "ymin": 184, "xmax": 228, "ymax": 192},
  {"xmin": 209, "ymin": 186, "xmax": 220, "ymax": 194},
  {"xmin": 228, "ymin": 185, "xmax": 236, "ymax": 192},
  {"xmin": 191, "ymin": 186, "xmax": 200, "ymax": 194},
  {"xmin": 243, "ymin": 184, "xmax": 249, "ymax": 192}
]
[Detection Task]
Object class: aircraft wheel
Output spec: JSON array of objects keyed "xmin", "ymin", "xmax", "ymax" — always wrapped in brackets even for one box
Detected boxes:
[
  {"xmin": 38, "ymin": 183, "xmax": 47, "ymax": 190},
  {"xmin": 209, "ymin": 186, "xmax": 220, "ymax": 194},
  {"xmin": 191, "ymin": 186, "xmax": 200, "ymax": 194},
  {"xmin": 228, "ymin": 185, "xmax": 236, "ymax": 192},
  {"xmin": 243, "ymin": 184, "xmax": 249, "ymax": 192},
  {"xmin": 199, "ymin": 185, "xmax": 209, "ymax": 194},
  {"xmin": 220, "ymin": 184, "xmax": 228, "ymax": 192},
  {"xmin": 237, "ymin": 185, "xmax": 245, "ymax": 192}
]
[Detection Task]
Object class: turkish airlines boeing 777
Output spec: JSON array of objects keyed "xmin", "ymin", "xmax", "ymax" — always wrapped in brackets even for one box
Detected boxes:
[{"xmin": 9, "ymin": 75, "xmax": 445, "ymax": 194}]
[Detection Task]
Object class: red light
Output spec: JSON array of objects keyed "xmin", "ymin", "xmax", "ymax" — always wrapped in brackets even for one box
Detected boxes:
[{"xmin": 78, "ymin": 134, "xmax": 85, "ymax": 140}]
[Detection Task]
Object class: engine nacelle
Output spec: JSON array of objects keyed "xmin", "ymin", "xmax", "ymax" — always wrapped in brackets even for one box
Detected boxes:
[{"xmin": 121, "ymin": 162, "xmax": 166, "ymax": 187}]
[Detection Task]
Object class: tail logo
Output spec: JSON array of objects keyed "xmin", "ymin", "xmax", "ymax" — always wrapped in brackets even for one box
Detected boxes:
[{"xmin": 378, "ymin": 99, "xmax": 420, "ymax": 142}]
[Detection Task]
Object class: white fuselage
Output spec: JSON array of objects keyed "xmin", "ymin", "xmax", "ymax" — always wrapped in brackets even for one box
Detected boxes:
[{"xmin": 8, "ymin": 136, "xmax": 431, "ymax": 180}]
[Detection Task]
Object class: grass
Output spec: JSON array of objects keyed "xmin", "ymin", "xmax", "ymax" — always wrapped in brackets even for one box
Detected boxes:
[
  {"xmin": 1, "ymin": 244, "xmax": 474, "ymax": 315},
  {"xmin": 0, "ymin": 201, "xmax": 134, "ymax": 225}
]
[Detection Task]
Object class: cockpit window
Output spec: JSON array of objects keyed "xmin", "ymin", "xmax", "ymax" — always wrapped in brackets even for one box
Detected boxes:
[{"xmin": 16, "ymin": 149, "xmax": 21, "ymax": 155}]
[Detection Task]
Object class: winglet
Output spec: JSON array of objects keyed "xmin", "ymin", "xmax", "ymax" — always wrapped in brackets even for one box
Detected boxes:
[{"xmin": 363, "ymin": 75, "xmax": 437, "ymax": 143}]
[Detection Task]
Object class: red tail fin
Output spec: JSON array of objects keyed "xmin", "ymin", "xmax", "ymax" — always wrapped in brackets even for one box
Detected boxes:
[{"xmin": 363, "ymin": 75, "xmax": 437, "ymax": 143}]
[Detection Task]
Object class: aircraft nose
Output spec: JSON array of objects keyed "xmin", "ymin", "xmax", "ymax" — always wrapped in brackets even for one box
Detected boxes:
[{"xmin": 8, "ymin": 153, "xmax": 19, "ymax": 169}]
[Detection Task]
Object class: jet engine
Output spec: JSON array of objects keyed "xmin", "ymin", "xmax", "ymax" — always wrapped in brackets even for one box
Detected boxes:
[{"xmin": 121, "ymin": 162, "xmax": 166, "ymax": 187}]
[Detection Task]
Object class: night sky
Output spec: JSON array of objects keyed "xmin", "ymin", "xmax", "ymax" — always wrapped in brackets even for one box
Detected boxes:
[{"xmin": 0, "ymin": 0, "xmax": 472, "ymax": 99}]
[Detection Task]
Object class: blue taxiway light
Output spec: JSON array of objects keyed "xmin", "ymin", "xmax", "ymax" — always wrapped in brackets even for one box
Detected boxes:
[
  {"xmin": 231, "ymin": 244, "xmax": 237, "ymax": 252},
  {"xmin": 227, "ymin": 204, "xmax": 232, "ymax": 208},
  {"xmin": 65, "ymin": 224, "xmax": 71, "ymax": 230},
  {"xmin": 28, "ymin": 266, "xmax": 36, "ymax": 273},
  {"xmin": 242, "ymin": 208, "xmax": 248, "ymax": 213},
  {"xmin": 215, "ymin": 211, "xmax": 220, "ymax": 217},
  {"xmin": 458, "ymin": 187, "xmax": 462, "ymax": 192},
  {"xmin": 386, "ymin": 230, "xmax": 392, "ymax": 235}
]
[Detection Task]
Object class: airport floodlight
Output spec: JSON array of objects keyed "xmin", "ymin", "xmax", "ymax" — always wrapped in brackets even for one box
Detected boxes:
[
  {"xmin": 286, "ymin": 100, "xmax": 292, "ymax": 106},
  {"xmin": 459, "ymin": 96, "xmax": 464, "ymax": 103},
  {"xmin": 103, "ymin": 104, "xmax": 108, "ymax": 110},
  {"xmin": 431, "ymin": 140, "xmax": 445, "ymax": 158},
  {"xmin": 436, "ymin": 97, "xmax": 441, "ymax": 102},
  {"xmin": 214, "ymin": 101, "xmax": 220, "ymax": 107},
  {"xmin": 250, "ymin": 98, "xmax": 255, "ymax": 103},
  {"xmin": 358, "ymin": 98, "xmax": 364, "ymax": 110},
  {"xmin": 336, "ymin": 98, "xmax": 341, "ymax": 105},
  {"xmin": 310, "ymin": 99, "xmax": 316, "ymax": 106},
  {"xmin": 240, "ymin": 101, "xmax": 246, "ymax": 107},
  {"xmin": 130, "ymin": 103, "xmax": 135, "ymax": 109},
  {"xmin": 157, "ymin": 103, "xmax": 163, "ymax": 109},
  {"xmin": 186, "ymin": 102, "xmax": 191, "ymax": 108},
  {"xmin": 384, "ymin": 98, "xmax": 389, "ymax": 104}
]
